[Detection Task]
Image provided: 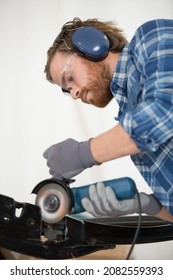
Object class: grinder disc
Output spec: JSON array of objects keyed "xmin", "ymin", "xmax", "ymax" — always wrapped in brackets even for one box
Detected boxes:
[{"xmin": 35, "ymin": 182, "xmax": 71, "ymax": 224}]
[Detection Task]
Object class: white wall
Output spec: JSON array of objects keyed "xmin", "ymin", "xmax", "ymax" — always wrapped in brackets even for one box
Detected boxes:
[{"xmin": 0, "ymin": 0, "xmax": 173, "ymax": 259}]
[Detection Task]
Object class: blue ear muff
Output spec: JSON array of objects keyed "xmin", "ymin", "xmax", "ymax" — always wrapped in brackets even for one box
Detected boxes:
[{"xmin": 72, "ymin": 26, "xmax": 110, "ymax": 61}]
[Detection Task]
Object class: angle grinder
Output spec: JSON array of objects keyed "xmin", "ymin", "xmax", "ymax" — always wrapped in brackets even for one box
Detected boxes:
[{"xmin": 32, "ymin": 177, "xmax": 136, "ymax": 224}]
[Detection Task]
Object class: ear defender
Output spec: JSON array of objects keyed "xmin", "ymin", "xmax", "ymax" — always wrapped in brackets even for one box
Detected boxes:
[{"xmin": 72, "ymin": 26, "xmax": 110, "ymax": 61}]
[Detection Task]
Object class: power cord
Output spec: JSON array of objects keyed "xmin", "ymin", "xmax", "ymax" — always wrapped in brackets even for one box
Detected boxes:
[{"xmin": 125, "ymin": 188, "xmax": 142, "ymax": 260}]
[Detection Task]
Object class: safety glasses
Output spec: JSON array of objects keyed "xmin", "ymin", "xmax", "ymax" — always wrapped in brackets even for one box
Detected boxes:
[{"xmin": 61, "ymin": 54, "xmax": 77, "ymax": 96}]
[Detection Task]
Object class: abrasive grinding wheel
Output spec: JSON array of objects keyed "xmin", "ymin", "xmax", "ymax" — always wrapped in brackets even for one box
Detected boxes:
[{"xmin": 35, "ymin": 182, "xmax": 72, "ymax": 224}]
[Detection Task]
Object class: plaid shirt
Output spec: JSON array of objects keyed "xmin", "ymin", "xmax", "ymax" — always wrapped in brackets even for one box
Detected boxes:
[{"xmin": 110, "ymin": 19, "xmax": 173, "ymax": 214}]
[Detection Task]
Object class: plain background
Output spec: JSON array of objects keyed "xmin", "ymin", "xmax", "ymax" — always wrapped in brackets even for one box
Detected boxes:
[{"xmin": 0, "ymin": 0, "xmax": 173, "ymax": 259}]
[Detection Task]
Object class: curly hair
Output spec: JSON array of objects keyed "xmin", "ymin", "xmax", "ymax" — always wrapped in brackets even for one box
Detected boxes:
[{"xmin": 44, "ymin": 17, "xmax": 127, "ymax": 83}]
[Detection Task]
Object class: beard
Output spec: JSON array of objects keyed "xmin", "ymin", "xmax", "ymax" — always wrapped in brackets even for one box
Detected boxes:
[{"xmin": 80, "ymin": 61, "xmax": 113, "ymax": 108}]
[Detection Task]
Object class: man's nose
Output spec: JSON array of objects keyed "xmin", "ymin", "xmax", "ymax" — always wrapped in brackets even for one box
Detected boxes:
[{"xmin": 70, "ymin": 86, "xmax": 80, "ymax": 100}]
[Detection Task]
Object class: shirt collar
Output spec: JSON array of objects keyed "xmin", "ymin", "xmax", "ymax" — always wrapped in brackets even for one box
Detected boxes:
[
  {"xmin": 110, "ymin": 44, "xmax": 129, "ymax": 118},
  {"xmin": 112, "ymin": 43, "xmax": 129, "ymax": 89}
]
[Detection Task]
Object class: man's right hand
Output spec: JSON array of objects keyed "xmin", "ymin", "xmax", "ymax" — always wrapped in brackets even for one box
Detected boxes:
[{"xmin": 81, "ymin": 182, "xmax": 162, "ymax": 217}]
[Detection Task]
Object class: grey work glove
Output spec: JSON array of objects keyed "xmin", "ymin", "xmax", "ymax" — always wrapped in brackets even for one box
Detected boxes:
[
  {"xmin": 43, "ymin": 138, "xmax": 99, "ymax": 180},
  {"xmin": 81, "ymin": 182, "xmax": 162, "ymax": 217}
]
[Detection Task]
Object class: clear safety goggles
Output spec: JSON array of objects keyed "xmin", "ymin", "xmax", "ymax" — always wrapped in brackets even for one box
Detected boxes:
[{"xmin": 61, "ymin": 54, "xmax": 77, "ymax": 96}]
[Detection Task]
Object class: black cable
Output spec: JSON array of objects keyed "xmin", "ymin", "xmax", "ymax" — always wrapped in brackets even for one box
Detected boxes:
[{"xmin": 125, "ymin": 188, "xmax": 142, "ymax": 260}]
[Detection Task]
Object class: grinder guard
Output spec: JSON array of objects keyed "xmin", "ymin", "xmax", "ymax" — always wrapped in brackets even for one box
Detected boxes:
[{"xmin": 32, "ymin": 179, "xmax": 74, "ymax": 223}]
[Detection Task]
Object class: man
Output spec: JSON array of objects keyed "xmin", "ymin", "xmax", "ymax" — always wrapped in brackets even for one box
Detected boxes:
[{"xmin": 43, "ymin": 18, "xmax": 173, "ymax": 222}]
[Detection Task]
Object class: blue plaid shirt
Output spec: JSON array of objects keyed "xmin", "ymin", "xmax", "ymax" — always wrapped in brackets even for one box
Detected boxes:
[{"xmin": 110, "ymin": 19, "xmax": 173, "ymax": 215}]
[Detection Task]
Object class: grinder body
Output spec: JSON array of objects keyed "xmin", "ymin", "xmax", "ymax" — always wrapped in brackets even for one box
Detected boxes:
[{"xmin": 72, "ymin": 177, "xmax": 136, "ymax": 214}]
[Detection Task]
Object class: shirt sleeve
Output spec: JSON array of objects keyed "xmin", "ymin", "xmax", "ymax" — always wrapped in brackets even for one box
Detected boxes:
[{"xmin": 119, "ymin": 20, "xmax": 173, "ymax": 152}]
